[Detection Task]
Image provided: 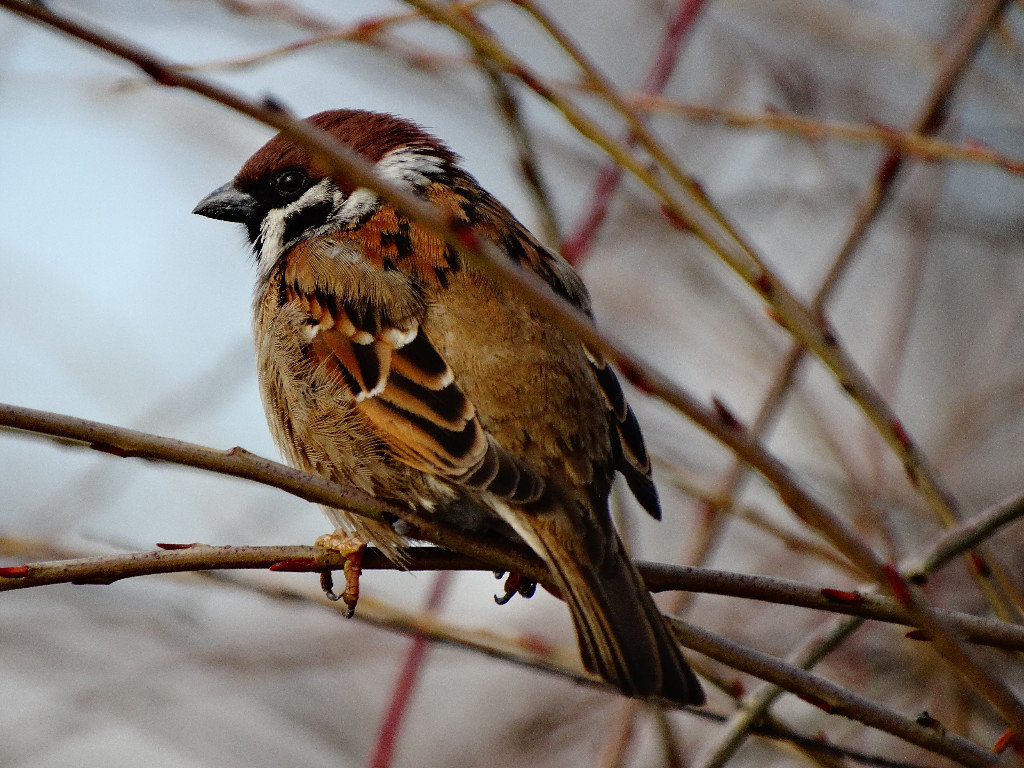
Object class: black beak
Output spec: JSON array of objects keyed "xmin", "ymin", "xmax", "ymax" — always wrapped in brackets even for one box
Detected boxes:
[{"xmin": 193, "ymin": 183, "xmax": 258, "ymax": 223}]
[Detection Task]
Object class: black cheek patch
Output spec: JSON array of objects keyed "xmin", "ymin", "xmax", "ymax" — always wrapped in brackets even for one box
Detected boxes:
[{"xmin": 282, "ymin": 199, "xmax": 334, "ymax": 246}]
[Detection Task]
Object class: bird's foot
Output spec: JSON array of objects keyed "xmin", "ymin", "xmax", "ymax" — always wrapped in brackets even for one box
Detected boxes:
[
  {"xmin": 493, "ymin": 572, "xmax": 537, "ymax": 605},
  {"xmin": 315, "ymin": 532, "xmax": 366, "ymax": 618}
]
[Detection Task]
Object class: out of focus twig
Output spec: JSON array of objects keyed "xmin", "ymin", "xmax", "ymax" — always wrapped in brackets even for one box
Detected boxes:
[
  {"xmin": 479, "ymin": 58, "xmax": 561, "ymax": 246},
  {"xmin": 670, "ymin": 617, "xmax": 1007, "ymax": 768},
  {"xmin": 177, "ymin": 0, "xmax": 490, "ymax": 72},
  {"xmin": 623, "ymin": 94, "xmax": 1024, "ymax": 177}
]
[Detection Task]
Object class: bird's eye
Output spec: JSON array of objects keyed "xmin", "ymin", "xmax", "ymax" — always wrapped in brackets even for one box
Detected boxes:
[{"xmin": 272, "ymin": 169, "xmax": 308, "ymax": 199}]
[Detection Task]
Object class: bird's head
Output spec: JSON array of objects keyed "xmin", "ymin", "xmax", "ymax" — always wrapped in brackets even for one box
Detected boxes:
[{"xmin": 193, "ymin": 109, "xmax": 460, "ymax": 272}]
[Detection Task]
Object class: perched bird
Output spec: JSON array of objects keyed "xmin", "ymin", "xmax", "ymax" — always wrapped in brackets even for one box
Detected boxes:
[{"xmin": 193, "ymin": 109, "xmax": 703, "ymax": 706}]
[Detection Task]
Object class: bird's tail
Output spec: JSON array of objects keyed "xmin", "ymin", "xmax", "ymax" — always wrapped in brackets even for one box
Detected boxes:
[{"xmin": 517, "ymin": 513, "xmax": 704, "ymax": 706}]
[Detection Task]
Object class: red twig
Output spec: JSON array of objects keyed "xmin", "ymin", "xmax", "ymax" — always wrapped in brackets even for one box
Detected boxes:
[
  {"xmin": 368, "ymin": 571, "xmax": 453, "ymax": 768},
  {"xmin": 561, "ymin": 0, "xmax": 709, "ymax": 264}
]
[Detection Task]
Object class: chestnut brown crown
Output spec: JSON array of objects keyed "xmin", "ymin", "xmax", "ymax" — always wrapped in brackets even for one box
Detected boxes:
[{"xmin": 236, "ymin": 109, "xmax": 460, "ymax": 192}]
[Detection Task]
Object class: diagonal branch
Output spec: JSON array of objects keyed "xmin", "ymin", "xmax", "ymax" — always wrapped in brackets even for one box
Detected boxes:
[
  {"xmin": 684, "ymin": 2, "xmax": 1019, "ymax": 760},
  {"xmin": 399, "ymin": 0, "xmax": 1012, "ymax": 574},
  {"xmin": 546, "ymin": 0, "xmax": 710, "ymax": 263},
  {"xmin": 670, "ymin": 616, "xmax": 1009, "ymax": 768}
]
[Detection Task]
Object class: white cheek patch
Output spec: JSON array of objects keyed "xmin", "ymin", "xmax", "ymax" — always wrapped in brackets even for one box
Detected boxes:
[
  {"xmin": 257, "ymin": 180, "xmax": 336, "ymax": 278},
  {"xmin": 257, "ymin": 208, "xmax": 289, "ymax": 279},
  {"xmin": 334, "ymin": 147, "xmax": 448, "ymax": 227},
  {"xmin": 377, "ymin": 147, "xmax": 446, "ymax": 188},
  {"xmin": 259, "ymin": 149, "xmax": 451, "ymax": 272}
]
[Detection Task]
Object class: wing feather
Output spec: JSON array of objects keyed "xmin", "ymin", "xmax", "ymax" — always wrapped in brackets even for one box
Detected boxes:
[
  {"xmin": 288, "ymin": 276, "xmax": 544, "ymax": 503},
  {"xmin": 586, "ymin": 347, "xmax": 661, "ymax": 520}
]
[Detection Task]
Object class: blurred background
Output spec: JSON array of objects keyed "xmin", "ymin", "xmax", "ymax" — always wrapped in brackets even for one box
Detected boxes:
[{"xmin": 2, "ymin": 1, "xmax": 1024, "ymax": 766}]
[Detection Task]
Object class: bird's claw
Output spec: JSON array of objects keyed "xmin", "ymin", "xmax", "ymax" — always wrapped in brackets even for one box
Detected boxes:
[
  {"xmin": 494, "ymin": 572, "xmax": 536, "ymax": 605},
  {"xmin": 315, "ymin": 532, "xmax": 366, "ymax": 618}
]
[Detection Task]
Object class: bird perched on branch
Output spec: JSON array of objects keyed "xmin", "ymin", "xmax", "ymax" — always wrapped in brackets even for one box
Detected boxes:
[{"xmin": 193, "ymin": 108, "xmax": 703, "ymax": 706}]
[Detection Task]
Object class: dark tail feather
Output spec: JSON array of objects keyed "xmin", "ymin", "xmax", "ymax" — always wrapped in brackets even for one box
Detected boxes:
[{"xmin": 531, "ymin": 524, "xmax": 704, "ymax": 706}]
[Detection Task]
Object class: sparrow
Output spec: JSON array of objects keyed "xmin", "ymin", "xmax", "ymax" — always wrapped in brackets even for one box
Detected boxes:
[{"xmin": 193, "ymin": 109, "xmax": 703, "ymax": 706}]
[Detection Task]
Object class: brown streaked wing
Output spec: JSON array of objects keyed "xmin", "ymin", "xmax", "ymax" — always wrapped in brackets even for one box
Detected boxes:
[
  {"xmin": 587, "ymin": 350, "xmax": 661, "ymax": 520},
  {"xmin": 289, "ymin": 279, "xmax": 544, "ymax": 502}
]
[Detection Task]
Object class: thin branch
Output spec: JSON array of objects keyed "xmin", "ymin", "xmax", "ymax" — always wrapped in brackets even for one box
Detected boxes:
[
  {"xmin": 552, "ymin": 0, "xmax": 710, "ymax": 263},
  {"xmin": 5, "ymin": 542, "xmax": 1024, "ymax": 653},
  {"xmin": 0, "ymin": 541, "xmax": 445, "ymax": 584},
  {"xmin": 478, "ymin": 57, "xmax": 561, "ymax": 246},
  {"xmin": 402, "ymin": 0, "xmax": 1013, "ymax": 588},
  {"xmin": 669, "ymin": 617, "xmax": 1008, "ymax": 768},
  {"xmin": 209, "ymin": 0, "xmax": 336, "ymax": 31},
  {"xmin": 369, "ymin": 570, "xmax": 453, "ymax": 768},
  {"xmin": 176, "ymin": 0, "xmax": 491, "ymax": 72},
  {"xmin": 906, "ymin": 490, "xmax": 1024, "ymax": 579},
  {"xmin": 696, "ymin": 616, "xmax": 865, "ymax": 768},
  {"xmin": 0, "ymin": 405, "xmax": 396, "ymax": 523},
  {"xmin": 610, "ymin": 93, "xmax": 1024, "ymax": 178},
  {"xmin": 0, "ymin": 538, "xmax": 1011, "ymax": 767}
]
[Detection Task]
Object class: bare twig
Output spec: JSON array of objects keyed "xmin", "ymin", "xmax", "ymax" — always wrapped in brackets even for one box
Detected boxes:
[
  {"xmin": 0, "ymin": 538, "xmax": 1012, "ymax": 766},
  {"xmin": 548, "ymin": 0, "xmax": 710, "ymax": 263},
  {"xmin": 479, "ymin": 58, "xmax": 561, "ymax": 246},
  {"xmin": 209, "ymin": 0, "xmax": 336, "ymax": 32},
  {"xmin": 696, "ymin": 616, "xmax": 866, "ymax": 768},
  {"xmin": 5, "ymin": 542, "xmax": 1024, "ymax": 653},
  {"xmin": 906, "ymin": 490, "xmax": 1024, "ymax": 579},
  {"xmin": 177, "ymin": 0, "xmax": 490, "ymax": 72},
  {"xmin": 611, "ymin": 93, "xmax": 1024, "ymax": 178},
  {"xmin": 670, "ymin": 617, "xmax": 1009, "ymax": 768},
  {"xmin": 369, "ymin": 571, "xmax": 453, "ymax": 768}
]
